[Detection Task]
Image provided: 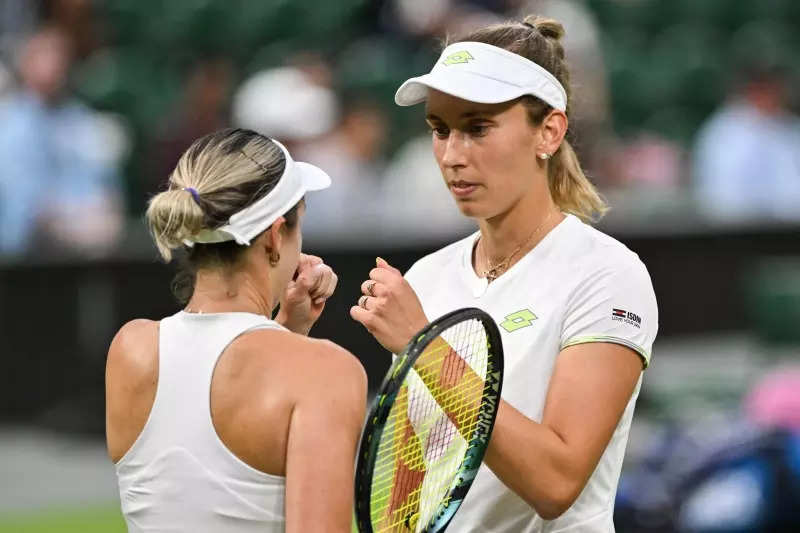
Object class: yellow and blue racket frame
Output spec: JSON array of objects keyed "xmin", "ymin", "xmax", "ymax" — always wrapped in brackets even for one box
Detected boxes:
[{"xmin": 354, "ymin": 307, "xmax": 504, "ymax": 533}]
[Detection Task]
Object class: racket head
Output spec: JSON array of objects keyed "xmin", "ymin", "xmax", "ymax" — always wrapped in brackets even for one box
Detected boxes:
[{"xmin": 355, "ymin": 307, "xmax": 504, "ymax": 533}]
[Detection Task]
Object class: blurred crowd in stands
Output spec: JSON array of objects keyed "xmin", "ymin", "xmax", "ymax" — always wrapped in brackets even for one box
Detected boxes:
[{"xmin": 0, "ymin": 0, "xmax": 798, "ymax": 259}]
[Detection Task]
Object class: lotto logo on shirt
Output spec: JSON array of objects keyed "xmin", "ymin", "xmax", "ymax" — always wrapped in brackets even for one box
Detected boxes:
[{"xmin": 612, "ymin": 308, "xmax": 641, "ymax": 328}]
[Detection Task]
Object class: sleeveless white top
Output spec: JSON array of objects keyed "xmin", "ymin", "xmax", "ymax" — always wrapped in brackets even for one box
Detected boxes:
[{"xmin": 115, "ymin": 311, "xmax": 288, "ymax": 533}]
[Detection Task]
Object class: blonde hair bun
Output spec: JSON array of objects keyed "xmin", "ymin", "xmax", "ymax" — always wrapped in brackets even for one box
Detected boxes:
[
  {"xmin": 145, "ymin": 129, "xmax": 284, "ymax": 262},
  {"xmin": 523, "ymin": 15, "xmax": 565, "ymax": 42}
]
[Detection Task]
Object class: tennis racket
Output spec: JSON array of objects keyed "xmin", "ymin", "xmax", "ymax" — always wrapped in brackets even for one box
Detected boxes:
[{"xmin": 354, "ymin": 307, "xmax": 504, "ymax": 533}]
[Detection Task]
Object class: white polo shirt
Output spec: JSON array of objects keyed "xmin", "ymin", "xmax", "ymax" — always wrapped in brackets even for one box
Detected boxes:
[{"xmin": 404, "ymin": 214, "xmax": 658, "ymax": 533}]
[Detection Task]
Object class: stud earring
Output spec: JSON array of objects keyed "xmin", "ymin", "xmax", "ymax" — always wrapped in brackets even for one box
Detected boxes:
[
  {"xmin": 269, "ymin": 251, "xmax": 280, "ymax": 266},
  {"xmin": 538, "ymin": 152, "xmax": 551, "ymax": 160}
]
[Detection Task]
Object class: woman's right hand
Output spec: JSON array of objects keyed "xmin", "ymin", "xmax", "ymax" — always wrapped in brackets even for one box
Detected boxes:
[
  {"xmin": 350, "ymin": 257, "xmax": 428, "ymax": 354},
  {"xmin": 276, "ymin": 254, "xmax": 337, "ymax": 335}
]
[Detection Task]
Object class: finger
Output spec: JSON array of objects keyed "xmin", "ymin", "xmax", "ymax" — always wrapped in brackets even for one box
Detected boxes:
[
  {"xmin": 313, "ymin": 270, "xmax": 337, "ymax": 304},
  {"xmin": 296, "ymin": 254, "xmax": 323, "ymax": 276},
  {"xmin": 282, "ymin": 282, "xmax": 307, "ymax": 305},
  {"xmin": 350, "ymin": 305, "xmax": 366, "ymax": 326},
  {"xmin": 350, "ymin": 305, "xmax": 379, "ymax": 331},
  {"xmin": 369, "ymin": 267, "xmax": 401, "ymax": 284},
  {"xmin": 309, "ymin": 264, "xmax": 329, "ymax": 291},
  {"xmin": 322, "ymin": 272, "xmax": 338, "ymax": 298},
  {"xmin": 360, "ymin": 279, "xmax": 372, "ymax": 296},
  {"xmin": 376, "ymin": 256, "xmax": 402, "ymax": 275},
  {"xmin": 357, "ymin": 295, "xmax": 370, "ymax": 310},
  {"xmin": 330, "ymin": 272, "xmax": 338, "ymax": 293},
  {"xmin": 295, "ymin": 255, "xmax": 311, "ymax": 275},
  {"xmin": 361, "ymin": 279, "xmax": 382, "ymax": 297},
  {"xmin": 294, "ymin": 270, "xmax": 317, "ymax": 293},
  {"xmin": 308, "ymin": 265, "xmax": 332, "ymax": 296}
]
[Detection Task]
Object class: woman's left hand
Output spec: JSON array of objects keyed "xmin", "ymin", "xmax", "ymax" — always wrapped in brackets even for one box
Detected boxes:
[
  {"xmin": 276, "ymin": 254, "xmax": 338, "ymax": 335},
  {"xmin": 350, "ymin": 257, "xmax": 428, "ymax": 354}
]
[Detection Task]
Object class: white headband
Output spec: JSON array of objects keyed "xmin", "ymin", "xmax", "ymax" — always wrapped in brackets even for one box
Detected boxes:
[
  {"xmin": 184, "ymin": 139, "xmax": 330, "ymax": 247},
  {"xmin": 395, "ymin": 41, "xmax": 567, "ymax": 111}
]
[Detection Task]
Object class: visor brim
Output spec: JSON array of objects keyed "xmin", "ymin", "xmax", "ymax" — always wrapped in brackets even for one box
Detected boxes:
[
  {"xmin": 296, "ymin": 161, "xmax": 331, "ymax": 191},
  {"xmin": 395, "ymin": 71, "xmax": 527, "ymax": 106}
]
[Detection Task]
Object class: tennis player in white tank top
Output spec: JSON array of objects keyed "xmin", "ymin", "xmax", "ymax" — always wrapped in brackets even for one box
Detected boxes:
[
  {"xmin": 352, "ymin": 16, "xmax": 658, "ymax": 532},
  {"xmin": 106, "ymin": 129, "xmax": 367, "ymax": 532}
]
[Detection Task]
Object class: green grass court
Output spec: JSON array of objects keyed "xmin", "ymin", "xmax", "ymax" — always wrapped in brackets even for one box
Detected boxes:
[{"xmin": 0, "ymin": 506, "xmax": 125, "ymax": 533}]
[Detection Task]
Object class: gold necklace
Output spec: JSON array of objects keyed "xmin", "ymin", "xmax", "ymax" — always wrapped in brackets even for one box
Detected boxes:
[{"xmin": 480, "ymin": 210, "xmax": 554, "ymax": 282}]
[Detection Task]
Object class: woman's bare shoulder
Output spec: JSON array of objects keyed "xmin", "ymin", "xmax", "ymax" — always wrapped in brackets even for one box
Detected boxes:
[
  {"xmin": 107, "ymin": 319, "xmax": 159, "ymax": 375},
  {"xmin": 233, "ymin": 329, "xmax": 367, "ymax": 395}
]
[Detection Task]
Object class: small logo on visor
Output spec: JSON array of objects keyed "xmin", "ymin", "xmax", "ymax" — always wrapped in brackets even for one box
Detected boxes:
[{"xmin": 442, "ymin": 50, "xmax": 475, "ymax": 66}]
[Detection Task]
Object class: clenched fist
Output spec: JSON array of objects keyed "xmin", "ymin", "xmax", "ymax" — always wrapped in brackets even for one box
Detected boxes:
[
  {"xmin": 276, "ymin": 254, "xmax": 338, "ymax": 335},
  {"xmin": 350, "ymin": 257, "xmax": 428, "ymax": 354}
]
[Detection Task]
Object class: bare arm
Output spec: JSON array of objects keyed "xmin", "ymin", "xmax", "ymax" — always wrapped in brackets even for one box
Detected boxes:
[
  {"xmin": 284, "ymin": 344, "xmax": 367, "ymax": 533},
  {"xmin": 105, "ymin": 319, "xmax": 159, "ymax": 463},
  {"xmin": 483, "ymin": 342, "xmax": 643, "ymax": 519},
  {"xmin": 406, "ymin": 338, "xmax": 641, "ymax": 520}
]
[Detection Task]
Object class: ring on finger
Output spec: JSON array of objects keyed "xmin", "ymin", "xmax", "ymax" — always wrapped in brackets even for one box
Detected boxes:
[
  {"xmin": 366, "ymin": 280, "xmax": 377, "ymax": 297},
  {"xmin": 358, "ymin": 295, "xmax": 369, "ymax": 309}
]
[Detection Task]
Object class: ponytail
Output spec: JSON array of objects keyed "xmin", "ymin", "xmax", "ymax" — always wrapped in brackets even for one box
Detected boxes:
[{"xmin": 549, "ymin": 140, "xmax": 608, "ymax": 223}]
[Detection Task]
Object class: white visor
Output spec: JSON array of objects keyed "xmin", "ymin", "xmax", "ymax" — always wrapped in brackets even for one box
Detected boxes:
[
  {"xmin": 395, "ymin": 41, "xmax": 567, "ymax": 111},
  {"xmin": 184, "ymin": 139, "xmax": 330, "ymax": 247}
]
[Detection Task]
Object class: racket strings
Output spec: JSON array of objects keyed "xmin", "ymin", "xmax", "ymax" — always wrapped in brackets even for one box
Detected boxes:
[
  {"xmin": 368, "ymin": 376, "xmax": 486, "ymax": 481},
  {"xmin": 368, "ymin": 330, "xmax": 488, "ymax": 479},
  {"xmin": 370, "ymin": 318, "xmax": 492, "ymax": 532},
  {"xmin": 368, "ymin": 382, "xmax": 486, "ymax": 482}
]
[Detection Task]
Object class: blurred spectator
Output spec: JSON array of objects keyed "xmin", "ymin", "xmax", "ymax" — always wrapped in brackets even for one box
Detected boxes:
[
  {"xmin": 288, "ymin": 50, "xmax": 335, "ymax": 89},
  {"xmin": 298, "ymin": 95, "xmax": 389, "ymax": 241},
  {"xmin": 0, "ymin": 26, "xmax": 125, "ymax": 257},
  {"xmin": 693, "ymin": 64, "xmax": 800, "ymax": 223},
  {"xmin": 744, "ymin": 366, "xmax": 800, "ymax": 431},
  {"xmin": 148, "ymin": 57, "xmax": 234, "ymax": 193},
  {"xmin": 0, "ymin": 59, "xmax": 12, "ymax": 98},
  {"xmin": 439, "ymin": 3, "xmax": 503, "ymax": 38},
  {"xmin": 601, "ymin": 133, "xmax": 685, "ymax": 188},
  {"xmin": 0, "ymin": 0, "xmax": 38, "ymax": 59},
  {"xmin": 381, "ymin": 0, "xmax": 454, "ymax": 38},
  {"xmin": 380, "ymin": 0, "xmax": 503, "ymax": 45},
  {"xmin": 516, "ymin": 0, "xmax": 610, "ymax": 135},
  {"xmin": 42, "ymin": 0, "xmax": 103, "ymax": 60},
  {"xmin": 231, "ymin": 65, "xmax": 338, "ymax": 150}
]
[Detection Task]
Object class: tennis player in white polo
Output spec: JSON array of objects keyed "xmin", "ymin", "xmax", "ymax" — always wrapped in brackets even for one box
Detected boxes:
[{"xmin": 352, "ymin": 15, "xmax": 658, "ymax": 532}]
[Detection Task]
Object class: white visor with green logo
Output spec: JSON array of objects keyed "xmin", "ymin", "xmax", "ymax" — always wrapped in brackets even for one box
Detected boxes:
[{"xmin": 395, "ymin": 41, "xmax": 567, "ymax": 111}]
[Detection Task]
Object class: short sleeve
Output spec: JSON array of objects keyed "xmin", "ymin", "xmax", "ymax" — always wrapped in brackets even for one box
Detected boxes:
[
  {"xmin": 560, "ymin": 255, "xmax": 658, "ymax": 368},
  {"xmin": 404, "ymin": 254, "xmax": 438, "ymax": 297},
  {"xmin": 404, "ymin": 259, "xmax": 422, "ymax": 287}
]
